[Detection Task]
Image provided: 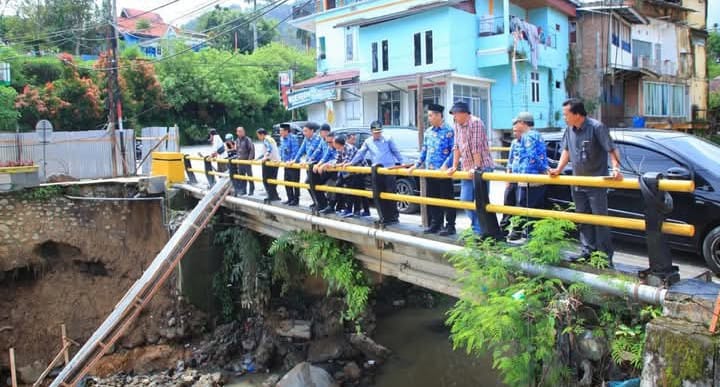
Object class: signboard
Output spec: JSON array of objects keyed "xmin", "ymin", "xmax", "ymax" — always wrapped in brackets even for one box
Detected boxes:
[
  {"xmin": 35, "ymin": 119, "xmax": 53, "ymax": 144},
  {"xmin": 278, "ymin": 70, "xmax": 294, "ymax": 109},
  {"xmin": 287, "ymin": 82, "xmax": 338, "ymax": 110}
]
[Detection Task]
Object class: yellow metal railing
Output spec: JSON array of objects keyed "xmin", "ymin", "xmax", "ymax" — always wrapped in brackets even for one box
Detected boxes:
[{"xmin": 182, "ymin": 153, "xmax": 696, "ymax": 237}]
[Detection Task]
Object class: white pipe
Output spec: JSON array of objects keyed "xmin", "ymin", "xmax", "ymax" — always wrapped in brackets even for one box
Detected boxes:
[{"xmin": 178, "ymin": 184, "xmax": 667, "ymax": 306}]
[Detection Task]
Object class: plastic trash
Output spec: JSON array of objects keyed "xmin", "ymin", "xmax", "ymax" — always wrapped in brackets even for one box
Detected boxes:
[{"xmin": 608, "ymin": 378, "xmax": 640, "ymax": 387}]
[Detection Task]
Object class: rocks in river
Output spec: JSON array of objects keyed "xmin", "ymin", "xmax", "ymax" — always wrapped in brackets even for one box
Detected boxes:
[
  {"xmin": 86, "ymin": 369, "xmax": 224, "ymax": 387},
  {"xmin": 276, "ymin": 362, "xmax": 338, "ymax": 387},
  {"xmin": 342, "ymin": 361, "xmax": 362, "ymax": 380},
  {"xmin": 576, "ymin": 329, "xmax": 608, "ymax": 362},
  {"xmin": 307, "ymin": 336, "xmax": 350, "ymax": 363},
  {"xmin": 276, "ymin": 320, "xmax": 312, "ymax": 340},
  {"xmin": 349, "ymin": 333, "xmax": 391, "ymax": 363}
]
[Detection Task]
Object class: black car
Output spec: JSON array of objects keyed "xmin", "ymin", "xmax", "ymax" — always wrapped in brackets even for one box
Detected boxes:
[
  {"xmin": 333, "ymin": 126, "xmax": 459, "ymax": 214},
  {"xmin": 542, "ymin": 129, "xmax": 720, "ymax": 273},
  {"xmin": 271, "ymin": 121, "xmax": 307, "ymax": 144}
]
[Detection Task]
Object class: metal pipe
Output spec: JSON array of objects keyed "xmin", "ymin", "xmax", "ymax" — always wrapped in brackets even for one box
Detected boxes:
[
  {"xmin": 482, "ymin": 172, "xmax": 695, "ymax": 193},
  {"xmin": 177, "ymin": 184, "xmax": 668, "ymax": 306}
]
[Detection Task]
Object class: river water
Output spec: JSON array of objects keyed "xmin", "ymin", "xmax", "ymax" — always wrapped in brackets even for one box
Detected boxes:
[
  {"xmin": 226, "ymin": 304, "xmax": 504, "ymax": 387},
  {"xmin": 372, "ymin": 306, "xmax": 504, "ymax": 387}
]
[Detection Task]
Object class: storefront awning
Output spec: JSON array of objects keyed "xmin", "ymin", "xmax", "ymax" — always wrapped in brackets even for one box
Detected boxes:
[
  {"xmin": 359, "ymin": 69, "xmax": 456, "ymax": 90},
  {"xmin": 293, "ymin": 70, "xmax": 359, "ymax": 89}
]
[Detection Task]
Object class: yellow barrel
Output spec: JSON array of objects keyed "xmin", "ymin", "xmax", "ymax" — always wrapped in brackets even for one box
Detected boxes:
[{"xmin": 151, "ymin": 152, "xmax": 185, "ymax": 185}]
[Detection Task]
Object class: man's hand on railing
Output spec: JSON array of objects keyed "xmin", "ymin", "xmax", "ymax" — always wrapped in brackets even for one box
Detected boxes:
[
  {"xmin": 611, "ymin": 168, "xmax": 624, "ymax": 181},
  {"xmin": 548, "ymin": 168, "xmax": 561, "ymax": 177},
  {"xmin": 445, "ymin": 166, "xmax": 457, "ymax": 176},
  {"xmin": 407, "ymin": 164, "xmax": 417, "ymax": 173}
]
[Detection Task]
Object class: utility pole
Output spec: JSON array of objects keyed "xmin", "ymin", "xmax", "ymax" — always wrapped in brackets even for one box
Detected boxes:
[
  {"xmin": 106, "ymin": 0, "xmax": 126, "ymax": 175},
  {"xmin": 252, "ymin": 0, "xmax": 258, "ymax": 51},
  {"xmin": 106, "ymin": 0, "xmax": 118, "ymax": 177}
]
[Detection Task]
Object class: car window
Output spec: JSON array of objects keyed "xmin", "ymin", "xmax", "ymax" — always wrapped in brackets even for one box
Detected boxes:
[
  {"xmin": 616, "ymin": 143, "xmax": 684, "ymax": 176},
  {"xmin": 545, "ymin": 140, "xmax": 561, "ymax": 162}
]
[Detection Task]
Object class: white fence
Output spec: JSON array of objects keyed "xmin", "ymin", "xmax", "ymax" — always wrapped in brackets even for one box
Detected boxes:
[{"xmin": 0, "ymin": 129, "xmax": 136, "ymax": 181}]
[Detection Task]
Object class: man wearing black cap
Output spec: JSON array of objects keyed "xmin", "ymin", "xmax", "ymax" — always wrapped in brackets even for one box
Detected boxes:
[
  {"xmin": 279, "ymin": 123, "xmax": 300, "ymax": 205},
  {"xmin": 256, "ymin": 128, "xmax": 281, "ymax": 202},
  {"xmin": 409, "ymin": 103, "xmax": 456, "ymax": 236},
  {"xmin": 446, "ymin": 101, "xmax": 495, "ymax": 236},
  {"xmin": 347, "ymin": 121, "xmax": 405, "ymax": 225},
  {"xmin": 291, "ymin": 122, "xmax": 323, "ymax": 209}
]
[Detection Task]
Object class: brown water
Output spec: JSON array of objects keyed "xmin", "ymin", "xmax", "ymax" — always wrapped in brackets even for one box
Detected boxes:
[{"xmin": 372, "ymin": 306, "xmax": 505, "ymax": 387}]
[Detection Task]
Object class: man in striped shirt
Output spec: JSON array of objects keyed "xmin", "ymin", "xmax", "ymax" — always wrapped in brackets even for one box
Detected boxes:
[{"xmin": 446, "ymin": 101, "xmax": 495, "ymax": 235}]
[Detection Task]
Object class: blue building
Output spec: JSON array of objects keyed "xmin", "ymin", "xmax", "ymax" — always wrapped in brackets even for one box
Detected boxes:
[
  {"xmin": 117, "ymin": 8, "xmax": 206, "ymax": 58},
  {"xmin": 290, "ymin": 0, "xmax": 576, "ymax": 140}
]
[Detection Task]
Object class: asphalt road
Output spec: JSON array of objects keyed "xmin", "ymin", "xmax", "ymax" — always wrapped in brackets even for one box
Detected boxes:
[{"xmin": 181, "ymin": 144, "xmax": 714, "ymax": 280}]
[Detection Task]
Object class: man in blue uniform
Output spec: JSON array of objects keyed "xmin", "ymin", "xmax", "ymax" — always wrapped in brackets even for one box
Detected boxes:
[
  {"xmin": 279, "ymin": 123, "xmax": 300, "ymax": 206},
  {"xmin": 290, "ymin": 122, "xmax": 322, "ymax": 208},
  {"xmin": 347, "ymin": 121, "xmax": 405, "ymax": 225},
  {"xmin": 409, "ymin": 104, "xmax": 456, "ymax": 236}
]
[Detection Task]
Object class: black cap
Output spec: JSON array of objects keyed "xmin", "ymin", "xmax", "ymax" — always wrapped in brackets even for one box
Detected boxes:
[
  {"xmin": 334, "ymin": 136, "xmax": 346, "ymax": 145},
  {"xmin": 427, "ymin": 103, "xmax": 444, "ymax": 114},
  {"xmin": 305, "ymin": 122, "xmax": 319, "ymax": 131},
  {"xmin": 257, "ymin": 128, "xmax": 267, "ymax": 135},
  {"xmin": 320, "ymin": 123, "xmax": 331, "ymax": 132},
  {"xmin": 450, "ymin": 101, "xmax": 470, "ymax": 115},
  {"xmin": 279, "ymin": 123, "xmax": 291, "ymax": 130},
  {"xmin": 370, "ymin": 120, "xmax": 383, "ymax": 132}
]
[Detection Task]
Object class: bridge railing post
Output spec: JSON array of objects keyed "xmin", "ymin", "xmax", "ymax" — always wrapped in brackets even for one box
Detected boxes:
[
  {"xmin": 474, "ymin": 170, "xmax": 502, "ymax": 239},
  {"xmin": 371, "ymin": 164, "xmax": 385, "ymax": 224},
  {"xmin": 183, "ymin": 155, "xmax": 197, "ymax": 185},
  {"xmin": 639, "ymin": 172, "xmax": 680, "ymax": 286},
  {"xmin": 204, "ymin": 156, "xmax": 215, "ymax": 187},
  {"xmin": 307, "ymin": 163, "xmax": 320, "ymax": 214}
]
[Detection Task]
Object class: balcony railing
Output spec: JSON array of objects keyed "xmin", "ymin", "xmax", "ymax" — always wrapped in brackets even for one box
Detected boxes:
[
  {"xmin": 478, "ymin": 15, "xmax": 504, "ymax": 36},
  {"xmin": 293, "ymin": 0, "xmax": 367, "ymax": 18}
]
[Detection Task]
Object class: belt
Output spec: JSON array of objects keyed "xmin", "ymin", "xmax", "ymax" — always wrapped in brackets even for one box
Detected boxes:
[{"xmin": 517, "ymin": 182, "xmax": 545, "ymax": 187}]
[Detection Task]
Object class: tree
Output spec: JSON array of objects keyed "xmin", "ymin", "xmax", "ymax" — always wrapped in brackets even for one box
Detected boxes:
[
  {"xmin": 0, "ymin": 85, "xmax": 19, "ymax": 131},
  {"xmin": 708, "ymin": 32, "xmax": 720, "ymax": 79},
  {"xmin": 193, "ymin": 6, "xmax": 277, "ymax": 53},
  {"xmin": 155, "ymin": 43, "xmax": 314, "ymax": 143},
  {"xmin": 15, "ymin": 53, "xmax": 103, "ymax": 130}
]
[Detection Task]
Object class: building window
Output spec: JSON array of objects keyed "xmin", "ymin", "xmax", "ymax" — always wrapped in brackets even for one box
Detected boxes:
[
  {"xmin": 453, "ymin": 84, "xmax": 490, "ymax": 130},
  {"xmin": 371, "ymin": 42, "xmax": 378, "ymax": 73},
  {"xmin": 319, "ymin": 36, "xmax": 326, "ymax": 60},
  {"xmin": 381, "ymin": 40, "xmax": 389, "ymax": 71},
  {"xmin": 569, "ymin": 21, "xmax": 576, "ymax": 44},
  {"xmin": 555, "ymin": 81, "xmax": 561, "ymax": 89},
  {"xmin": 378, "ymin": 91, "xmax": 401, "ymax": 126},
  {"xmin": 425, "ymin": 31, "xmax": 433, "ymax": 65},
  {"xmin": 345, "ymin": 99, "xmax": 361, "ymax": 120},
  {"xmin": 413, "ymin": 87, "xmax": 443, "ymax": 126},
  {"xmin": 414, "ymin": 33, "xmax": 422, "ymax": 66},
  {"xmin": 643, "ymin": 82, "xmax": 687, "ymax": 117},
  {"xmin": 530, "ymin": 72, "xmax": 540, "ymax": 103},
  {"xmin": 345, "ymin": 27, "xmax": 357, "ymax": 62}
]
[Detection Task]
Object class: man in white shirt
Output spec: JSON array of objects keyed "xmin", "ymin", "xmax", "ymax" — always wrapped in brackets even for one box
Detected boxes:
[{"xmin": 256, "ymin": 128, "xmax": 281, "ymax": 202}]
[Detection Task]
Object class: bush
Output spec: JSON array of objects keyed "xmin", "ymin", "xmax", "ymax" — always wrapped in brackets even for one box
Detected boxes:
[
  {"xmin": 0, "ymin": 86, "xmax": 19, "ymax": 131},
  {"xmin": 21, "ymin": 57, "xmax": 64, "ymax": 85}
]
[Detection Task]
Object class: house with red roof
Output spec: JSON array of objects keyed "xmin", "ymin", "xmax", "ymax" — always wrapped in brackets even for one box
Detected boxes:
[{"xmin": 116, "ymin": 8, "xmax": 206, "ymax": 57}]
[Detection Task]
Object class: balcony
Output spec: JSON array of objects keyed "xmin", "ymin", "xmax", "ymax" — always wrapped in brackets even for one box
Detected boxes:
[{"xmin": 477, "ymin": 15, "xmax": 559, "ymax": 68}]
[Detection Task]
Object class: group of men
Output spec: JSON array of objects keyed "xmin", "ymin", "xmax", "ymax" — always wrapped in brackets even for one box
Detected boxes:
[{"xmin": 211, "ymin": 98, "xmax": 620, "ymax": 265}]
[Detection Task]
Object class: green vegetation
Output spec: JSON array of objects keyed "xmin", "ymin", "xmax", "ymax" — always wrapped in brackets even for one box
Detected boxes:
[
  {"xmin": 192, "ymin": 6, "xmax": 278, "ymax": 53},
  {"xmin": 269, "ymin": 231, "xmax": 370, "ymax": 322},
  {"xmin": 213, "ymin": 228, "xmax": 270, "ymax": 321},
  {"xmin": 446, "ymin": 218, "xmax": 660, "ymax": 385},
  {"xmin": 16, "ymin": 185, "xmax": 63, "ymax": 200}
]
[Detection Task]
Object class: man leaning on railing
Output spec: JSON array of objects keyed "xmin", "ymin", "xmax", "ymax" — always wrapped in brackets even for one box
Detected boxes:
[
  {"xmin": 446, "ymin": 101, "xmax": 494, "ymax": 236},
  {"xmin": 345, "ymin": 121, "xmax": 405, "ymax": 226},
  {"xmin": 549, "ymin": 99, "xmax": 623, "ymax": 265}
]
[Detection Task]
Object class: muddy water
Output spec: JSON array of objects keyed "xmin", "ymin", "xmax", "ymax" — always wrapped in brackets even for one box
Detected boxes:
[{"xmin": 372, "ymin": 306, "xmax": 504, "ymax": 387}]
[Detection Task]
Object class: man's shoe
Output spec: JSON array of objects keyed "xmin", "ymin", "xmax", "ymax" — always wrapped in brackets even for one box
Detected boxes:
[
  {"xmin": 507, "ymin": 231, "xmax": 523, "ymax": 241},
  {"xmin": 361, "ymin": 211, "xmax": 371, "ymax": 217},
  {"xmin": 382, "ymin": 219, "xmax": 399, "ymax": 226},
  {"xmin": 319, "ymin": 206, "xmax": 334, "ymax": 214},
  {"xmin": 439, "ymin": 226, "xmax": 456, "ymax": 236},
  {"xmin": 567, "ymin": 252, "xmax": 591, "ymax": 263},
  {"xmin": 281, "ymin": 200, "xmax": 292, "ymax": 205},
  {"xmin": 237, "ymin": 190, "xmax": 247, "ymax": 196},
  {"xmin": 423, "ymin": 226, "xmax": 441, "ymax": 234},
  {"xmin": 341, "ymin": 211, "xmax": 354, "ymax": 218},
  {"xmin": 289, "ymin": 200, "xmax": 299, "ymax": 206}
]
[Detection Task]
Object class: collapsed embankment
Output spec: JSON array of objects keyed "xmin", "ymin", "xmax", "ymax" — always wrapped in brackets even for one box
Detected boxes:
[{"xmin": 0, "ymin": 184, "xmax": 196, "ymax": 384}]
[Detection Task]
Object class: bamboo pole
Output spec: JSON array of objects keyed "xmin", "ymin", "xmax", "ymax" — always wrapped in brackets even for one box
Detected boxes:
[
  {"xmin": 61, "ymin": 324, "xmax": 69, "ymax": 365},
  {"xmin": 9, "ymin": 348, "xmax": 17, "ymax": 387}
]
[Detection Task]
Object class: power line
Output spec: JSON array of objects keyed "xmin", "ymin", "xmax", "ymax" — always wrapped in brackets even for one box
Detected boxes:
[
  {"xmin": 78, "ymin": 0, "xmax": 291, "ymax": 72},
  {"xmin": 131, "ymin": 0, "xmax": 312, "ymax": 122},
  {"xmin": 0, "ymin": 0, "xmax": 181, "ymax": 46}
]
